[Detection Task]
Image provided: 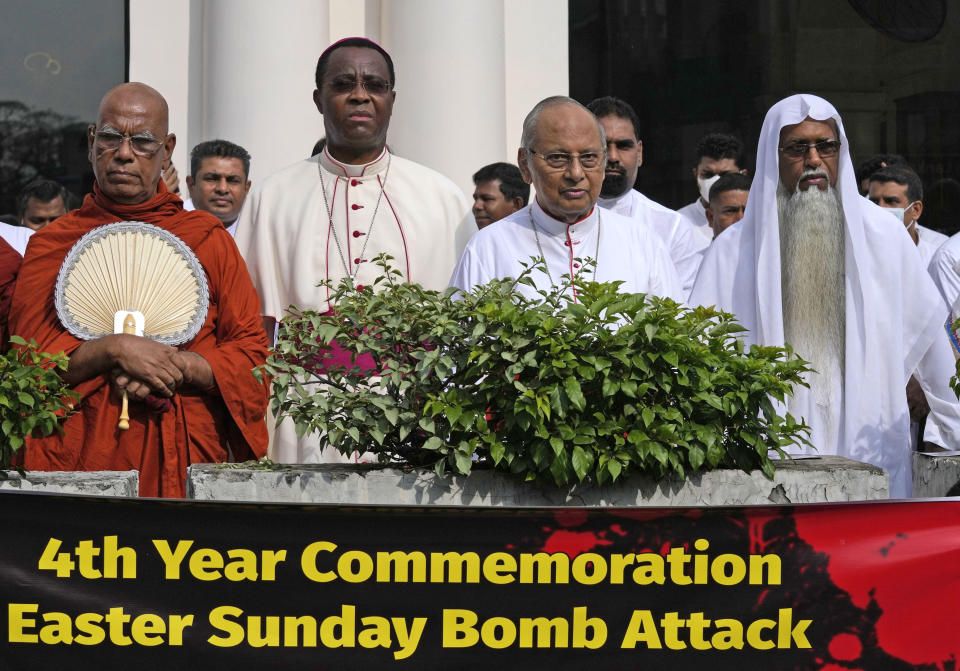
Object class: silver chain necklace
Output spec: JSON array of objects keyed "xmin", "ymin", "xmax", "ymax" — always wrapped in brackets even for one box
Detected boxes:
[
  {"xmin": 319, "ymin": 153, "xmax": 392, "ymax": 283},
  {"xmin": 529, "ymin": 208, "xmax": 601, "ymax": 299}
]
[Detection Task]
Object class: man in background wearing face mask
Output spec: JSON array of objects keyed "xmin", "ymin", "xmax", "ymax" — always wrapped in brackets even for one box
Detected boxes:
[
  {"xmin": 867, "ymin": 166, "xmax": 950, "ymax": 453},
  {"xmin": 588, "ymin": 96, "xmax": 701, "ymax": 298},
  {"xmin": 867, "ymin": 166, "xmax": 946, "ymax": 269},
  {"xmin": 678, "ymin": 132, "xmax": 749, "ymax": 251}
]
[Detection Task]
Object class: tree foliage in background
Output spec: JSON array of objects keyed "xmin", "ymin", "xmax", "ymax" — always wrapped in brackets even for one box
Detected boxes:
[
  {"xmin": 0, "ymin": 336, "xmax": 79, "ymax": 470},
  {"xmin": 262, "ymin": 256, "xmax": 811, "ymax": 486},
  {"xmin": 0, "ymin": 102, "xmax": 83, "ymax": 214}
]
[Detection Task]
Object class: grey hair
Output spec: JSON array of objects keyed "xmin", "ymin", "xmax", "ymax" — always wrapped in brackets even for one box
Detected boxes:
[{"xmin": 520, "ymin": 96, "xmax": 606, "ymax": 170}]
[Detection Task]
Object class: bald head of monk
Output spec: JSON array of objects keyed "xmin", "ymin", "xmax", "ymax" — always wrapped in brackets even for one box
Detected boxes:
[{"xmin": 87, "ymin": 83, "xmax": 176, "ymax": 205}]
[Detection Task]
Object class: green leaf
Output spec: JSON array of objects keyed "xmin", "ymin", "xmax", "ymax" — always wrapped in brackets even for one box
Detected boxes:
[
  {"xmin": 383, "ymin": 406, "xmax": 399, "ymax": 426},
  {"xmin": 641, "ymin": 407, "xmax": 654, "ymax": 427},
  {"xmin": 423, "ymin": 436, "xmax": 444, "ymax": 451},
  {"xmin": 454, "ymin": 450, "xmax": 473, "ymax": 475},
  {"xmin": 564, "ymin": 377, "xmax": 586, "ymax": 411},
  {"xmin": 571, "ymin": 445, "xmax": 593, "ymax": 481}
]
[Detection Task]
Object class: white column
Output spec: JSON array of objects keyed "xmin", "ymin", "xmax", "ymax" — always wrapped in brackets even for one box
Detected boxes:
[
  {"xmin": 128, "ymin": 0, "xmax": 192, "ymax": 176},
  {"xmin": 381, "ymin": 0, "xmax": 507, "ymax": 198},
  {"xmin": 196, "ymin": 0, "xmax": 329, "ymax": 181},
  {"xmin": 503, "ymin": 0, "xmax": 568, "ymax": 159}
]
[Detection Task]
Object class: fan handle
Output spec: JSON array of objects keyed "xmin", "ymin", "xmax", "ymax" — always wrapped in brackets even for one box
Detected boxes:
[{"xmin": 118, "ymin": 313, "xmax": 137, "ymax": 431}]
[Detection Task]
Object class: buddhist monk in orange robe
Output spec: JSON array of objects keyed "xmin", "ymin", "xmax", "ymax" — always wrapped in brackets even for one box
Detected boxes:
[{"xmin": 7, "ymin": 83, "xmax": 269, "ymax": 497}]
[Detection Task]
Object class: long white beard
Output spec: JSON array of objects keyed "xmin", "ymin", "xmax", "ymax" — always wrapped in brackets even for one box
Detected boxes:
[{"xmin": 778, "ymin": 181, "xmax": 846, "ymax": 428}]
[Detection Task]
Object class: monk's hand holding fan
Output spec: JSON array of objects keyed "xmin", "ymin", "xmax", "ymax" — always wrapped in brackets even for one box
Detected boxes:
[{"xmin": 55, "ymin": 221, "xmax": 209, "ymax": 429}]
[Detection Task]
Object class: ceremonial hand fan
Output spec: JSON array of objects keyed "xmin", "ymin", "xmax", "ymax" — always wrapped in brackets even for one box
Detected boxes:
[{"xmin": 55, "ymin": 221, "xmax": 209, "ymax": 429}]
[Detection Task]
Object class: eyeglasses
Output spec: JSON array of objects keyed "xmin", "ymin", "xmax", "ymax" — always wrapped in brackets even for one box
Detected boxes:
[
  {"xmin": 92, "ymin": 128, "xmax": 166, "ymax": 157},
  {"xmin": 778, "ymin": 140, "xmax": 841, "ymax": 161},
  {"xmin": 326, "ymin": 75, "xmax": 392, "ymax": 95},
  {"xmin": 526, "ymin": 149, "xmax": 605, "ymax": 171}
]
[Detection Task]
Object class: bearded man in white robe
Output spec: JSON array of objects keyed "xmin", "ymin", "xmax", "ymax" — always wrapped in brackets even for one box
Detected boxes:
[
  {"xmin": 449, "ymin": 96, "xmax": 682, "ymax": 303},
  {"xmin": 690, "ymin": 94, "xmax": 960, "ymax": 498}
]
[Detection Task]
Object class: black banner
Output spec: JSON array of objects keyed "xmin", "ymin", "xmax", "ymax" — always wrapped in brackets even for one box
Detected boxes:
[{"xmin": 2, "ymin": 491, "xmax": 958, "ymax": 669}]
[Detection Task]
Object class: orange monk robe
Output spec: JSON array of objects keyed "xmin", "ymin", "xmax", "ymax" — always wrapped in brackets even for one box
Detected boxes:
[
  {"xmin": 7, "ymin": 182, "xmax": 269, "ymax": 497},
  {"xmin": 0, "ymin": 236, "xmax": 21, "ymax": 352}
]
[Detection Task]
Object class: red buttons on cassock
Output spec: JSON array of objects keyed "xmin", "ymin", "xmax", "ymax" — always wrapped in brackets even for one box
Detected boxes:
[
  {"xmin": 352, "ymin": 230, "xmax": 364, "ymax": 237},
  {"xmin": 564, "ymin": 241, "xmax": 570, "ymax": 246},
  {"xmin": 351, "ymin": 204, "xmax": 363, "ymax": 210},
  {"xmin": 354, "ymin": 258, "xmax": 361, "ymax": 264},
  {"xmin": 573, "ymin": 262, "xmax": 580, "ymax": 269},
  {"xmin": 351, "ymin": 179, "xmax": 359, "ymax": 186}
]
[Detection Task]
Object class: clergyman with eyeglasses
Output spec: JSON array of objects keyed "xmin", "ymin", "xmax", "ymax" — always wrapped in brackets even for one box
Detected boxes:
[
  {"xmin": 7, "ymin": 82, "xmax": 270, "ymax": 497},
  {"xmin": 449, "ymin": 95, "xmax": 682, "ymax": 304},
  {"xmin": 234, "ymin": 37, "xmax": 472, "ymax": 465},
  {"xmin": 689, "ymin": 93, "xmax": 960, "ymax": 498}
]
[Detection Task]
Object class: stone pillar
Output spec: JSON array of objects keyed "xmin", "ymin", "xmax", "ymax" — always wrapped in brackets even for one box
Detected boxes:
[
  {"xmin": 194, "ymin": 0, "xmax": 330, "ymax": 181},
  {"xmin": 381, "ymin": 0, "xmax": 507, "ymax": 197}
]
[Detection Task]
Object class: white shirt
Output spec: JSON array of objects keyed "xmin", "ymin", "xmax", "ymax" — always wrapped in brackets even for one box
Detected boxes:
[
  {"xmin": 598, "ymin": 189, "xmax": 702, "ymax": 299},
  {"xmin": 929, "ymin": 230, "xmax": 960, "ymax": 311},
  {"xmin": 449, "ymin": 199, "xmax": 683, "ymax": 303},
  {"xmin": 915, "ymin": 223, "xmax": 948, "ymax": 269},
  {"xmin": 181, "ymin": 197, "xmax": 238, "ymax": 237},
  {"xmin": 690, "ymin": 94, "xmax": 960, "ymax": 498},
  {"xmin": 235, "ymin": 147, "xmax": 471, "ymax": 464},
  {"xmin": 677, "ymin": 200, "xmax": 713, "ymax": 251},
  {"xmin": 0, "ymin": 222, "xmax": 33, "ymax": 257}
]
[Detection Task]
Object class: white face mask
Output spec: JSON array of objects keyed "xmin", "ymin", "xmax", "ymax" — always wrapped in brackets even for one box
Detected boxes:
[
  {"xmin": 697, "ymin": 175, "xmax": 721, "ymax": 204},
  {"xmin": 883, "ymin": 201, "xmax": 918, "ymax": 230}
]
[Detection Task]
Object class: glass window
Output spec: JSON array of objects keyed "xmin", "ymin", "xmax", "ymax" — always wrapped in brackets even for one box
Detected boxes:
[
  {"xmin": 0, "ymin": 0, "xmax": 126, "ymax": 217},
  {"xmin": 570, "ymin": 0, "xmax": 959, "ymax": 234}
]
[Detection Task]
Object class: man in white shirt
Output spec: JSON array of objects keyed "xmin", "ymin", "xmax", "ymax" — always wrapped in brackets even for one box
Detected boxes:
[
  {"xmin": 184, "ymin": 139, "xmax": 252, "ymax": 238},
  {"xmin": 690, "ymin": 93, "xmax": 960, "ymax": 497},
  {"xmin": 677, "ymin": 133, "xmax": 749, "ymax": 250},
  {"xmin": 471, "ymin": 162, "xmax": 528, "ymax": 230},
  {"xmin": 1, "ymin": 179, "xmax": 70, "ymax": 256},
  {"xmin": 450, "ymin": 96, "xmax": 681, "ymax": 304},
  {"xmin": 867, "ymin": 166, "xmax": 947, "ymax": 269},
  {"xmin": 235, "ymin": 37, "xmax": 472, "ymax": 463},
  {"xmin": 586, "ymin": 97, "xmax": 701, "ymax": 298}
]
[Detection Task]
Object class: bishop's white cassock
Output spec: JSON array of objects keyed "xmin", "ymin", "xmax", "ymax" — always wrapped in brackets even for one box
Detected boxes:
[
  {"xmin": 449, "ymin": 198, "xmax": 683, "ymax": 303},
  {"xmin": 236, "ymin": 147, "xmax": 472, "ymax": 464}
]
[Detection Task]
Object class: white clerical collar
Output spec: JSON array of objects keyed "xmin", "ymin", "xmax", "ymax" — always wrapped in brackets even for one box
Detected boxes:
[
  {"xmin": 320, "ymin": 147, "xmax": 390, "ymax": 178},
  {"xmin": 530, "ymin": 198, "xmax": 599, "ymax": 237}
]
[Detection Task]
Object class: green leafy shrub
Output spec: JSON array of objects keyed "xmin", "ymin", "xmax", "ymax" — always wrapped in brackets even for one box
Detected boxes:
[
  {"xmin": 262, "ymin": 256, "xmax": 811, "ymax": 486},
  {"xmin": 0, "ymin": 336, "xmax": 79, "ymax": 470}
]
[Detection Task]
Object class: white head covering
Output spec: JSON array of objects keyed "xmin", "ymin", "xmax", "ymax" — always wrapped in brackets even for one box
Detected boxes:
[{"xmin": 690, "ymin": 94, "xmax": 953, "ymax": 496}]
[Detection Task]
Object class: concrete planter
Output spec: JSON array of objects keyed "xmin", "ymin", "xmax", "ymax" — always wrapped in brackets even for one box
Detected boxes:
[
  {"xmin": 0, "ymin": 470, "xmax": 139, "ymax": 497},
  {"xmin": 187, "ymin": 456, "xmax": 887, "ymax": 505},
  {"xmin": 912, "ymin": 452, "xmax": 960, "ymax": 498}
]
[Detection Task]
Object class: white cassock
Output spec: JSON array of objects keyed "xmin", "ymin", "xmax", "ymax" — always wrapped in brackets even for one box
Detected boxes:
[
  {"xmin": 677, "ymin": 200, "xmax": 713, "ymax": 251},
  {"xmin": 690, "ymin": 94, "xmax": 960, "ymax": 498},
  {"xmin": 598, "ymin": 189, "xmax": 702, "ymax": 299},
  {"xmin": 448, "ymin": 199, "xmax": 683, "ymax": 303},
  {"xmin": 0, "ymin": 222, "xmax": 33, "ymax": 257},
  {"xmin": 235, "ymin": 147, "xmax": 472, "ymax": 464}
]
